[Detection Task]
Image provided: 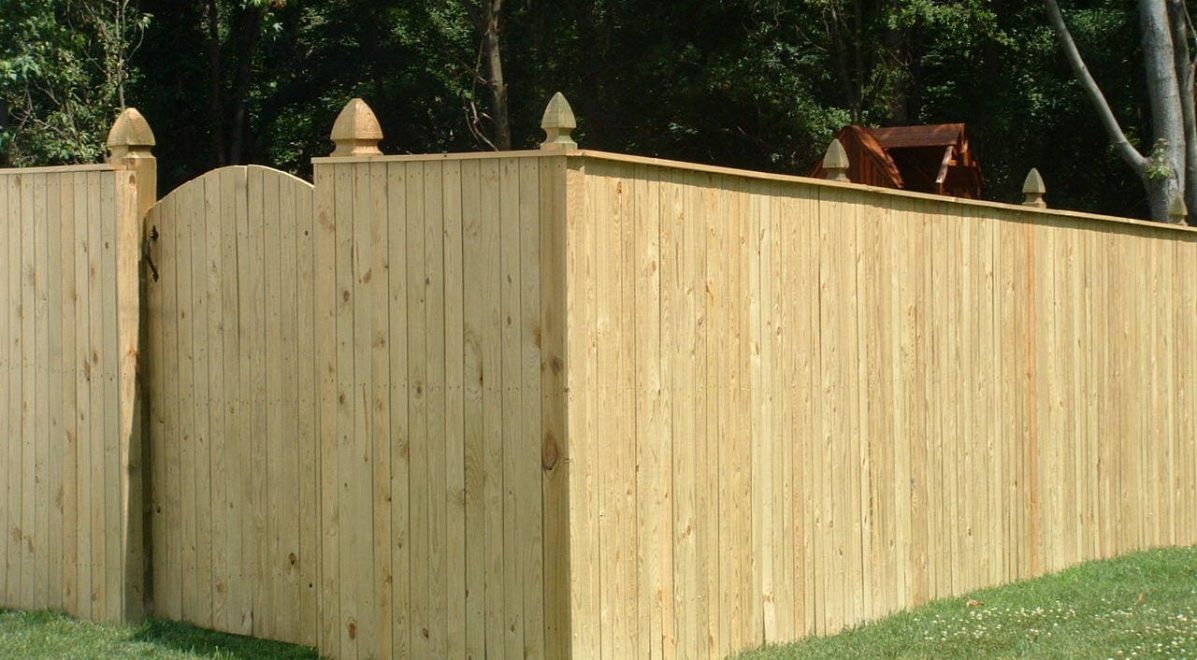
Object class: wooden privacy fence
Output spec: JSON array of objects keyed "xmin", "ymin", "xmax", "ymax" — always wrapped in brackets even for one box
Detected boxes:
[
  {"xmin": 0, "ymin": 110, "xmax": 154, "ymax": 623},
  {"xmin": 3, "ymin": 97, "xmax": 1197, "ymax": 659}
]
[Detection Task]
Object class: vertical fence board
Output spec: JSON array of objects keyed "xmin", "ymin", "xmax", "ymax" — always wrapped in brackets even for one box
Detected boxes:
[
  {"xmin": 279, "ymin": 165, "xmax": 302, "ymax": 644},
  {"xmin": 519, "ymin": 158, "xmax": 546, "ymax": 659},
  {"xmin": 425, "ymin": 161, "xmax": 449, "ymax": 659},
  {"xmin": 385, "ymin": 161, "xmax": 411, "ymax": 659},
  {"xmin": 0, "ymin": 175, "xmax": 11, "ymax": 606},
  {"xmin": 461, "ymin": 158, "xmax": 486, "ymax": 659},
  {"xmin": 404, "ymin": 160, "xmax": 430, "ymax": 660},
  {"xmin": 564, "ymin": 159, "xmax": 600, "ymax": 658},
  {"xmin": 479, "ymin": 158, "xmax": 505, "ymax": 659},
  {"xmin": 314, "ymin": 161, "xmax": 340, "ymax": 657},
  {"xmin": 60, "ymin": 173, "xmax": 78, "ymax": 615},
  {"xmin": 297, "ymin": 169, "xmax": 319, "ymax": 644},
  {"xmin": 498, "ymin": 157, "xmax": 524, "ymax": 660},
  {"xmin": 206, "ymin": 172, "xmax": 228, "ymax": 631},
  {"xmin": 175, "ymin": 175, "xmax": 197, "ymax": 625},
  {"xmin": 368, "ymin": 160, "xmax": 393, "ymax": 660},
  {"xmin": 101, "ymin": 173, "xmax": 122, "ymax": 621},
  {"xmin": 444, "ymin": 160, "xmax": 467, "ymax": 659}
]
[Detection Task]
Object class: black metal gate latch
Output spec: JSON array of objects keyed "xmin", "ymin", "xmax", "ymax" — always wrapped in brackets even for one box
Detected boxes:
[{"xmin": 143, "ymin": 226, "xmax": 159, "ymax": 282}]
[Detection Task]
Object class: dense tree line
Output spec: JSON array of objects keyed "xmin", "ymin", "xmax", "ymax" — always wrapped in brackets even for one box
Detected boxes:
[{"xmin": 0, "ymin": 0, "xmax": 1177, "ymax": 219}]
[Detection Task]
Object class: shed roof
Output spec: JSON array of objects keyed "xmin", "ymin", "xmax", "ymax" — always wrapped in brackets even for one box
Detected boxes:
[
  {"xmin": 809, "ymin": 123, "xmax": 983, "ymax": 199},
  {"xmin": 870, "ymin": 123, "xmax": 967, "ymax": 149}
]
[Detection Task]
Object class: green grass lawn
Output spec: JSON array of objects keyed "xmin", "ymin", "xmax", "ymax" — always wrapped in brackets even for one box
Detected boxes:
[
  {"xmin": 2, "ymin": 546, "xmax": 1196, "ymax": 658},
  {"xmin": 739, "ymin": 545, "xmax": 1197, "ymax": 659},
  {"xmin": 0, "ymin": 609, "xmax": 317, "ymax": 658}
]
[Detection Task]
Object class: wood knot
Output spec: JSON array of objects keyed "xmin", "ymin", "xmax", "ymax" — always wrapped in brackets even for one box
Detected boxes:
[
  {"xmin": 542, "ymin": 432, "xmax": 559, "ymax": 470},
  {"xmin": 348, "ymin": 621, "xmax": 357, "ymax": 639},
  {"xmin": 550, "ymin": 356, "xmax": 563, "ymax": 375},
  {"xmin": 288, "ymin": 552, "xmax": 298, "ymax": 566}
]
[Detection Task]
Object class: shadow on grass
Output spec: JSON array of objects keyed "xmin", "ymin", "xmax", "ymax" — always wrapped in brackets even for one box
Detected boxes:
[{"xmin": 130, "ymin": 618, "xmax": 319, "ymax": 659}]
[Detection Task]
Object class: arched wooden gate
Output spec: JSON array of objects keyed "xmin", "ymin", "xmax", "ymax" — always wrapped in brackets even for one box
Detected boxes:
[{"xmin": 143, "ymin": 165, "xmax": 318, "ymax": 645}]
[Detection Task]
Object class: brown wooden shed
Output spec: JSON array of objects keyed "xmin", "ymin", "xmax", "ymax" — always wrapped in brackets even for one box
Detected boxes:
[{"xmin": 811, "ymin": 123, "xmax": 984, "ymax": 198}]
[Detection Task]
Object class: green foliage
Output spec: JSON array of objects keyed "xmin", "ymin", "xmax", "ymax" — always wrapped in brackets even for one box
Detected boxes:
[
  {"xmin": 0, "ymin": 0, "xmax": 1164, "ymax": 217},
  {"xmin": 1147, "ymin": 139, "xmax": 1175, "ymax": 181},
  {"xmin": 0, "ymin": 0, "xmax": 148, "ymax": 166}
]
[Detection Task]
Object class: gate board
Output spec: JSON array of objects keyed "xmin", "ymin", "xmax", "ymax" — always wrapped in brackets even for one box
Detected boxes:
[{"xmin": 145, "ymin": 166, "xmax": 317, "ymax": 645}]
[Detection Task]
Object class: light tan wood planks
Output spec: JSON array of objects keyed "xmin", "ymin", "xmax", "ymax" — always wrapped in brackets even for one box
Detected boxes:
[
  {"xmin": 10, "ymin": 148, "xmax": 1197, "ymax": 659},
  {"xmin": 312, "ymin": 157, "xmax": 555, "ymax": 660},
  {"xmin": 0, "ymin": 164, "xmax": 142, "ymax": 623},
  {"xmin": 559, "ymin": 153, "xmax": 1197, "ymax": 660},
  {"xmin": 143, "ymin": 166, "xmax": 317, "ymax": 645}
]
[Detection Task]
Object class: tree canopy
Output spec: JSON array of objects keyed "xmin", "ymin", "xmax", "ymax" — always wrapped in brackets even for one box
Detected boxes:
[{"xmin": 0, "ymin": 0, "xmax": 1179, "ymax": 220}]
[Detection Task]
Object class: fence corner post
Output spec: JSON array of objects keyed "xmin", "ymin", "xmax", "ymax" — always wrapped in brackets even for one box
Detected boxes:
[
  {"xmin": 330, "ymin": 98, "xmax": 384, "ymax": 157},
  {"xmin": 1022, "ymin": 168, "xmax": 1047, "ymax": 209},
  {"xmin": 822, "ymin": 138, "xmax": 850, "ymax": 182},
  {"xmin": 540, "ymin": 92, "xmax": 578, "ymax": 151}
]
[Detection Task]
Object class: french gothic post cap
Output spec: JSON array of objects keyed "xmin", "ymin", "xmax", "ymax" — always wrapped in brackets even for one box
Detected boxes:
[
  {"xmin": 540, "ymin": 92, "xmax": 577, "ymax": 151},
  {"xmin": 330, "ymin": 98, "xmax": 383, "ymax": 157},
  {"xmin": 822, "ymin": 138, "xmax": 850, "ymax": 182},
  {"xmin": 107, "ymin": 108, "xmax": 156, "ymax": 161},
  {"xmin": 1022, "ymin": 168, "xmax": 1047, "ymax": 208}
]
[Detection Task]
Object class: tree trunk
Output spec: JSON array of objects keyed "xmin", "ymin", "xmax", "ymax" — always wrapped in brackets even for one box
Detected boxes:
[
  {"xmin": 1167, "ymin": 0, "xmax": 1197, "ymax": 217},
  {"xmin": 204, "ymin": 0, "xmax": 226, "ymax": 166},
  {"xmin": 827, "ymin": 6, "xmax": 856, "ymax": 121},
  {"xmin": 1042, "ymin": 0, "xmax": 1196, "ymax": 221},
  {"xmin": 483, "ymin": 0, "xmax": 512, "ymax": 150},
  {"xmin": 1139, "ymin": 0, "xmax": 1186, "ymax": 221},
  {"xmin": 115, "ymin": 0, "xmax": 126, "ymax": 108},
  {"xmin": 227, "ymin": 5, "xmax": 264, "ymax": 164}
]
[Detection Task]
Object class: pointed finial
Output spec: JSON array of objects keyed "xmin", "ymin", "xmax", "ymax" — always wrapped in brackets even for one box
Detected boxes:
[
  {"xmin": 330, "ymin": 98, "xmax": 383, "ymax": 157},
  {"xmin": 822, "ymin": 138, "xmax": 850, "ymax": 182},
  {"xmin": 1169, "ymin": 194, "xmax": 1187, "ymax": 223},
  {"xmin": 540, "ymin": 92, "xmax": 577, "ymax": 151},
  {"xmin": 106, "ymin": 108, "xmax": 155, "ymax": 162},
  {"xmin": 1022, "ymin": 168, "xmax": 1047, "ymax": 208}
]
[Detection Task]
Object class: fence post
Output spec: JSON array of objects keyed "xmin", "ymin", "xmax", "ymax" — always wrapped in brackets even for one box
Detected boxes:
[
  {"xmin": 540, "ymin": 92, "xmax": 577, "ymax": 151},
  {"xmin": 1022, "ymin": 168, "xmax": 1047, "ymax": 208},
  {"xmin": 822, "ymin": 138, "xmax": 850, "ymax": 182},
  {"xmin": 330, "ymin": 98, "xmax": 383, "ymax": 157},
  {"xmin": 106, "ymin": 107, "xmax": 157, "ymax": 621}
]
